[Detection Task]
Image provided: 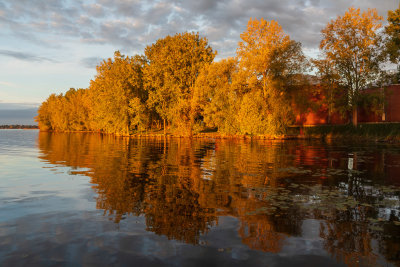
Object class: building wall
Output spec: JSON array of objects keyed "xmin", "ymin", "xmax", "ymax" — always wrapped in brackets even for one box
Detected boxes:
[
  {"xmin": 295, "ymin": 107, "xmax": 347, "ymax": 125},
  {"xmin": 358, "ymin": 84, "xmax": 400, "ymax": 123},
  {"xmin": 358, "ymin": 87, "xmax": 383, "ymax": 123},
  {"xmin": 296, "ymin": 84, "xmax": 400, "ymax": 126},
  {"xmin": 294, "ymin": 88, "xmax": 347, "ymax": 126},
  {"xmin": 385, "ymin": 84, "xmax": 400, "ymax": 122}
]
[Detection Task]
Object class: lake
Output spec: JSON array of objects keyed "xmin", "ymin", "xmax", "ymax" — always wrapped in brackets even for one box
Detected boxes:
[{"xmin": 1, "ymin": 129, "xmax": 400, "ymax": 266}]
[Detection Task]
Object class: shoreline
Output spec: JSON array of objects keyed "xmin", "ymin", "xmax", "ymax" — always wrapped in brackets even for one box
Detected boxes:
[
  {"xmin": 0, "ymin": 125, "xmax": 39, "ymax": 130},
  {"xmin": 36, "ymin": 129, "xmax": 400, "ymax": 143}
]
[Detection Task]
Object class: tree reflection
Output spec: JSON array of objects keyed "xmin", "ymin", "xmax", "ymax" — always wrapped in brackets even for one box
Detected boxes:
[
  {"xmin": 320, "ymin": 211, "xmax": 378, "ymax": 266},
  {"xmin": 37, "ymin": 132, "xmax": 400, "ymax": 265}
]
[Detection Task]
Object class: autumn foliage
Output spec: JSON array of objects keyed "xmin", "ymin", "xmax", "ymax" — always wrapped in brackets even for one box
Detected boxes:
[{"xmin": 37, "ymin": 6, "xmax": 400, "ymax": 135}]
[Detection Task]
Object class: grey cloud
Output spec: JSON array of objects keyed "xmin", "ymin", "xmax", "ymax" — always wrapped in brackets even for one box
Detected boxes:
[
  {"xmin": 0, "ymin": 0, "xmax": 398, "ymax": 60},
  {"xmin": 176, "ymin": 0, "xmax": 219, "ymax": 14},
  {"xmin": 97, "ymin": 0, "xmax": 143, "ymax": 17},
  {"xmin": 80, "ymin": 57, "xmax": 103, "ymax": 68},
  {"xmin": 98, "ymin": 21, "xmax": 143, "ymax": 48},
  {"xmin": 212, "ymin": 39, "xmax": 239, "ymax": 59},
  {"xmin": 0, "ymin": 50, "xmax": 57, "ymax": 62},
  {"xmin": 143, "ymin": 2, "xmax": 174, "ymax": 25},
  {"xmin": 84, "ymin": 3, "xmax": 105, "ymax": 18}
]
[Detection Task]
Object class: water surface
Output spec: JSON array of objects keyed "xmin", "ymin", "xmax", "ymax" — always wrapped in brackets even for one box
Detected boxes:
[{"xmin": 1, "ymin": 130, "xmax": 400, "ymax": 266}]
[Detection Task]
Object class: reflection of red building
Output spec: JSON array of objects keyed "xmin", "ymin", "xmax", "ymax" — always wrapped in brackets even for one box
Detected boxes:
[
  {"xmin": 295, "ymin": 84, "xmax": 400, "ymax": 125},
  {"xmin": 385, "ymin": 153, "xmax": 400, "ymax": 185}
]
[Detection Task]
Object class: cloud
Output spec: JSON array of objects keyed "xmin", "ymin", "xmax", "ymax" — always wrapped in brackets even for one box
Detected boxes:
[
  {"xmin": 0, "ymin": 49, "xmax": 57, "ymax": 62},
  {"xmin": 0, "ymin": 0, "xmax": 397, "ymax": 104},
  {"xmin": 84, "ymin": 3, "xmax": 105, "ymax": 18},
  {"xmin": 0, "ymin": 0, "xmax": 398, "ymax": 59},
  {"xmin": 80, "ymin": 57, "xmax": 103, "ymax": 68}
]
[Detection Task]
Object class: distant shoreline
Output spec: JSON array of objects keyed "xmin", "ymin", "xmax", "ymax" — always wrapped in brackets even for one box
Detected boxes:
[{"xmin": 0, "ymin": 125, "xmax": 39, "ymax": 129}]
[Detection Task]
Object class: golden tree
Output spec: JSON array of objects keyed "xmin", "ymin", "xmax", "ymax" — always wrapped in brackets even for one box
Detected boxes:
[
  {"xmin": 236, "ymin": 18, "xmax": 308, "ymax": 134},
  {"xmin": 36, "ymin": 88, "xmax": 92, "ymax": 131},
  {"xmin": 89, "ymin": 51, "xmax": 147, "ymax": 135},
  {"xmin": 192, "ymin": 58, "xmax": 239, "ymax": 133},
  {"xmin": 320, "ymin": 7, "xmax": 383, "ymax": 125},
  {"xmin": 384, "ymin": 4, "xmax": 400, "ymax": 84},
  {"xmin": 144, "ymin": 32, "xmax": 215, "ymax": 135},
  {"xmin": 385, "ymin": 4, "xmax": 400, "ymax": 64}
]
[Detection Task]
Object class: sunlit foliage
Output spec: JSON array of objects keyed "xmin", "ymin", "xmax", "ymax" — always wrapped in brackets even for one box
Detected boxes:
[
  {"xmin": 89, "ymin": 51, "xmax": 148, "ymax": 134},
  {"xmin": 193, "ymin": 58, "xmax": 239, "ymax": 133},
  {"xmin": 319, "ymin": 7, "xmax": 383, "ymax": 125},
  {"xmin": 36, "ymin": 89, "xmax": 91, "ymax": 131},
  {"xmin": 385, "ymin": 4, "xmax": 400, "ymax": 64},
  {"xmin": 144, "ymin": 32, "xmax": 215, "ymax": 135},
  {"xmin": 36, "ymin": 52, "xmax": 148, "ymax": 134},
  {"xmin": 236, "ymin": 18, "xmax": 309, "ymax": 134},
  {"xmin": 37, "ymin": 9, "xmax": 395, "ymax": 135},
  {"xmin": 36, "ymin": 26, "xmax": 309, "ymax": 136}
]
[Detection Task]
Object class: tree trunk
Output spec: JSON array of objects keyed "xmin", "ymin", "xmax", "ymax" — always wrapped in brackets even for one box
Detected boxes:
[
  {"xmin": 188, "ymin": 111, "xmax": 194, "ymax": 138},
  {"xmin": 328, "ymin": 89, "xmax": 333, "ymax": 124},
  {"xmin": 352, "ymin": 107, "xmax": 358, "ymax": 127},
  {"xmin": 327, "ymin": 106, "xmax": 331, "ymax": 124},
  {"xmin": 188, "ymin": 125, "xmax": 193, "ymax": 138},
  {"xmin": 163, "ymin": 135, "xmax": 166, "ymax": 155},
  {"xmin": 163, "ymin": 119, "xmax": 166, "ymax": 135}
]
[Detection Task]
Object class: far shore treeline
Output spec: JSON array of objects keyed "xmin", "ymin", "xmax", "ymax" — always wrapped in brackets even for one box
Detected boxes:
[{"xmin": 36, "ymin": 6, "xmax": 400, "ymax": 136}]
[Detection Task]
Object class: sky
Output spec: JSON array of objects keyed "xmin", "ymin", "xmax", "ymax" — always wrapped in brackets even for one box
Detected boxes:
[{"xmin": 0, "ymin": 0, "xmax": 398, "ymax": 107}]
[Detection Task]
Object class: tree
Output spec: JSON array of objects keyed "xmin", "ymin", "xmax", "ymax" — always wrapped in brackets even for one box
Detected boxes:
[
  {"xmin": 384, "ymin": 4, "xmax": 400, "ymax": 84},
  {"xmin": 385, "ymin": 4, "xmax": 400, "ymax": 64},
  {"xmin": 236, "ymin": 18, "xmax": 309, "ymax": 134},
  {"xmin": 36, "ymin": 94, "xmax": 55, "ymax": 131},
  {"xmin": 89, "ymin": 51, "xmax": 147, "ymax": 135},
  {"xmin": 144, "ymin": 32, "xmax": 215, "ymax": 136},
  {"xmin": 312, "ymin": 59, "xmax": 346, "ymax": 123},
  {"xmin": 320, "ymin": 7, "xmax": 383, "ymax": 126},
  {"xmin": 193, "ymin": 58, "xmax": 239, "ymax": 133},
  {"xmin": 35, "ymin": 88, "xmax": 92, "ymax": 131}
]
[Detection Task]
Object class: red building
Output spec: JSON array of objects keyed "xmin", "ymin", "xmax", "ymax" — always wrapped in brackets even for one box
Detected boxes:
[
  {"xmin": 295, "ymin": 84, "xmax": 400, "ymax": 125},
  {"xmin": 359, "ymin": 84, "xmax": 400, "ymax": 123}
]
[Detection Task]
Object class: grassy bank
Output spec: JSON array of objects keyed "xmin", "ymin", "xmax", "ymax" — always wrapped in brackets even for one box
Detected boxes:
[
  {"xmin": 302, "ymin": 123, "xmax": 400, "ymax": 142},
  {"xmin": 39, "ymin": 123, "xmax": 400, "ymax": 142}
]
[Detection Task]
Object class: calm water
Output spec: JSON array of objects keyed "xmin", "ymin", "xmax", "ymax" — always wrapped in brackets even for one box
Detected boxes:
[{"xmin": 1, "ymin": 130, "xmax": 400, "ymax": 266}]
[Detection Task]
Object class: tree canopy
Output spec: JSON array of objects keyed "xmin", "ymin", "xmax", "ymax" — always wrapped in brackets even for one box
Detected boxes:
[
  {"xmin": 37, "ymin": 7, "xmax": 398, "ymax": 135},
  {"xmin": 236, "ymin": 18, "xmax": 309, "ymax": 134},
  {"xmin": 144, "ymin": 32, "xmax": 215, "ymax": 135},
  {"xmin": 319, "ymin": 7, "xmax": 383, "ymax": 125},
  {"xmin": 385, "ymin": 4, "xmax": 400, "ymax": 64}
]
